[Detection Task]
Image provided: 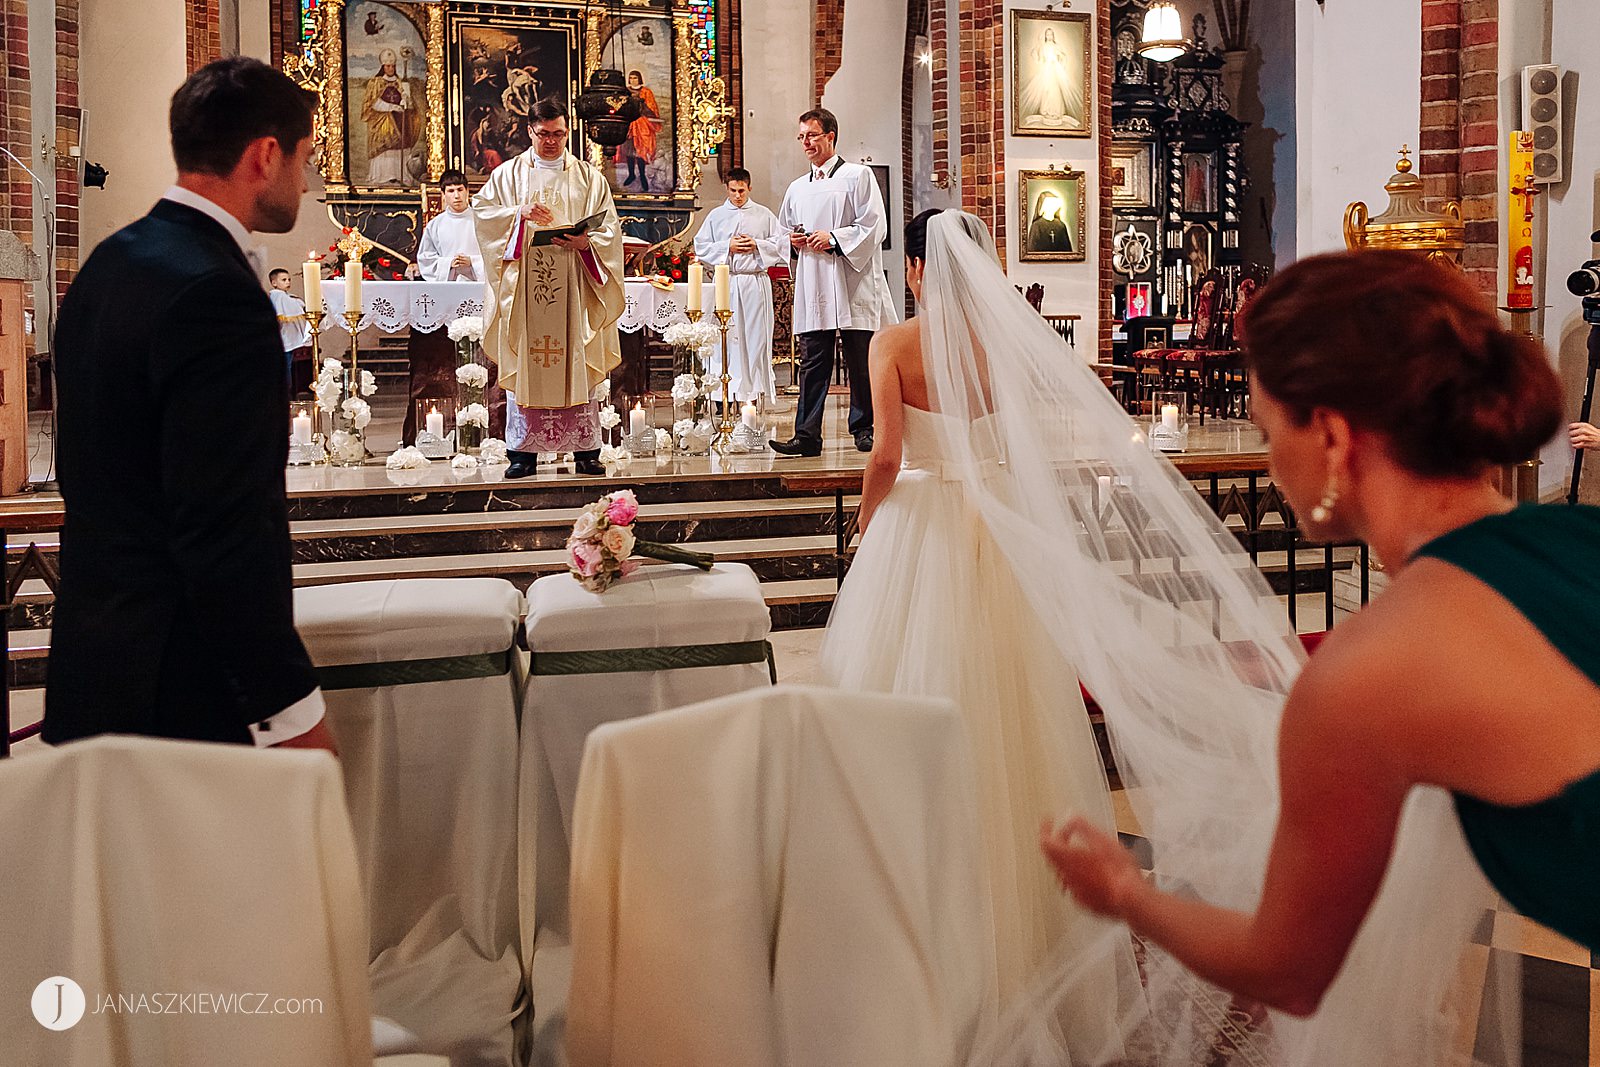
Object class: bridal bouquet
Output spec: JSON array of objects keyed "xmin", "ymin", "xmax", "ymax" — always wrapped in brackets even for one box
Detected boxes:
[{"xmin": 567, "ymin": 489, "xmax": 714, "ymax": 592}]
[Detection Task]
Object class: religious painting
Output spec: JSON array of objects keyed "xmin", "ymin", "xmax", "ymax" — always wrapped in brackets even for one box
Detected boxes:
[
  {"xmin": 1109, "ymin": 142, "xmax": 1153, "ymax": 208},
  {"xmin": 598, "ymin": 16, "xmax": 677, "ymax": 196},
  {"xmin": 1182, "ymin": 222, "xmax": 1213, "ymax": 282},
  {"xmin": 344, "ymin": 1, "xmax": 428, "ymax": 188},
  {"xmin": 1181, "ymin": 151, "xmax": 1217, "ymax": 213},
  {"xmin": 1010, "ymin": 11, "xmax": 1092, "ymax": 138},
  {"xmin": 867, "ymin": 163, "xmax": 892, "ymax": 250},
  {"xmin": 1126, "ymin": 281, "xmax": 1153, "ymax": 321},
  {"xmin": 1018, "ymin": 168, "xmax": 1086, "ymax": 263},
  {"xmin": 450, "ymin": 18, "xmax": 579, "ymax": 181}
]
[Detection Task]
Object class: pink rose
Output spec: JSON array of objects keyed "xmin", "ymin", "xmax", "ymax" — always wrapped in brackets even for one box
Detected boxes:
[
  {"xmin": 604, "ymin": 490, "xmax": 639, "ymax": 526},
  {"xmin": 569, "ymin": 540, "xmax": 603, "ymax": 578},
  {"xmin": 619, "ymin": 559, "xmax": 642, "ymax": 578}
]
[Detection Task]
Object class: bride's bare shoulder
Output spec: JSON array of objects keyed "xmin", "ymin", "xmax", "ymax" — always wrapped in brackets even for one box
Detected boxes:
[{"xmin": 873, "ymin": 317, "xmax": 922, "ymax": 357}]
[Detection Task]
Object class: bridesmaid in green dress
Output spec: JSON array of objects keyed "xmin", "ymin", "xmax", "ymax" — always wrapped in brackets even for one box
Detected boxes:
[{"xmin": 1043, "ymin": 249, "xmax": 1597, "ymax": 1016}]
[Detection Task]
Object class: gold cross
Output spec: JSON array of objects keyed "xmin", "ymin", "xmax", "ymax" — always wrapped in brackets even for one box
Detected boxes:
[{"xmin": 528, "ymin": 334, "xmax": 565, "ymax": 369}]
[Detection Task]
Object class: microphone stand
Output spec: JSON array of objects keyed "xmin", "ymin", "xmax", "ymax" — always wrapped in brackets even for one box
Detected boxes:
[{"xmin": 0, "ymin": 144, "xmax": 59, "ymax": 492}]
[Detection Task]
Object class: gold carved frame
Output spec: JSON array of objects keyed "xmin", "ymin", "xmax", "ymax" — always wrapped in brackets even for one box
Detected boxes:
[
  {"xmin": 1017, "ymin": 167, "xmax": 1088, "ymax": 263},
  {"xmin": 286, "ymin": 0, "xmax": 724, "ymax": 200}
]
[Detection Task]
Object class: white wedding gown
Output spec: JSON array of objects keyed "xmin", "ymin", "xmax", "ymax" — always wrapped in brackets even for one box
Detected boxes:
[{"xmin": 821, "ymin": 404, "xmax": 1129, "ymax": 1046}]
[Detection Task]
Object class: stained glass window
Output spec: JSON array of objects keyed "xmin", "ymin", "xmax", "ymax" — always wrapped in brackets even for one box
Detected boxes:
[
  {"xmin": 299, "ymin": 0, "xmax": 320, "ymax": 47},
  {"xmin": 689, "ymin": 0, "xmax": 715, "ymax": 67}
]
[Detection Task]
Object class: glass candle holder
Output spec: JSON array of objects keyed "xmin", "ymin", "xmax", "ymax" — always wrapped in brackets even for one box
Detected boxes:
[
  {"xmin": 1150, "ymin": 390, "xmax": 1189, "ymax": 453},
  {"xmin": 415, "ymin": 398, "xmax": 455, "ymax": 458},
  {"xmin": 288, "ymin": 402, "xmax": 320, "ymax": 465}
]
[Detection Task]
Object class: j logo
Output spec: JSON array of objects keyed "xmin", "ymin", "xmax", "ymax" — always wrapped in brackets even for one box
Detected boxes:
[{"xmin": 31, "ymin": 976, "xmax": 86, "ymax": 1030}]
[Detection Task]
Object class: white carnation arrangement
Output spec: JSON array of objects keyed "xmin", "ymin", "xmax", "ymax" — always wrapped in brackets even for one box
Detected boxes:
[
  {"xmin": 385, "ymin": 445, "xmax": 431, "ymax": 470},
  {"xmin": 598, "ymin": 404, "xmax": 621, "ymax": 431},
  {"xmin": 598, "ymin": 443, "xmax": 630, "ymax": 468},
  {"xmin": 479, "ymin": 438, "xmax": 509, "ymax": 465},
  {"xmin": 455, "ymin": 363, "xmax": 489, "ymax": 389},
  {"xmin": 451, "ymin": 452, "xmax": 480, "ymax": 472},
  {"xmin": 456, "ymin": 403, "xmax": 490, "ymax": 429},
  {"xmin": 447, "ymin": 316, "xmax": 485, "ymax": 343},
  {"xmin": 661, "ymin": 321, "xmax": 721, "ymax": 351}
]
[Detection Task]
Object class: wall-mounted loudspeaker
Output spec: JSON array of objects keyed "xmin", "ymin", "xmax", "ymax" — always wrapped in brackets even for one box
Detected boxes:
[{"xmin": 1521, "ymin": 64, "xmax": 1563, "ymax": 185}]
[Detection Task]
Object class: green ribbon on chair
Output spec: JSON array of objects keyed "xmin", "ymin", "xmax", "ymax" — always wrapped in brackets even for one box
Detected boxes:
[
  {"xmin": 315, "ymin": 646, "xmax": 518, "ymax": 691},
  {"xmin": 529, "ymin": 639, "xmax": 778, "ymax": 686}
]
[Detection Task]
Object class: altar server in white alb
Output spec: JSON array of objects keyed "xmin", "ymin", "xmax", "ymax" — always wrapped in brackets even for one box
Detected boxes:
[
  {"xmin": 772, "ymin": 108, "xmax": 896, "ymax": 457},
  {"xmin": 692, "ymin": 167, "xmax": 784, "ymax": 404},
  {"xmin": 416, "ymin": 168, "xmax": 484, "ymax": 282},
  {"xmin": 267, "ymin": 267, "xmax": 312, "ymax": 396}
]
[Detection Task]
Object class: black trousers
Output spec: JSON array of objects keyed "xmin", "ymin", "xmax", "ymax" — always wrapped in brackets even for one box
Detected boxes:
[{"xmin": 794, "ymin": 328, "xmax": 873, "ymax": 443}]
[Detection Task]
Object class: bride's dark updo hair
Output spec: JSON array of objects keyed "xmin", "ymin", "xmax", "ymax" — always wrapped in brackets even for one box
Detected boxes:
[
  {"xmin": 905, "ymin": 208, "xmax": 943, "ymax": 263},
  {"xmin": 1241, "ymin": 250, "xmax": 1561, "ymax": 478}
]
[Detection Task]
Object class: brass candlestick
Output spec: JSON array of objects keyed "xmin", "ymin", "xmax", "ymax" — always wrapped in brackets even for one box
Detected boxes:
[
  {"xmin": 304, "ymin": 303, "xmax": 329, "ymax": 464},
  {"xmin": 686, "ymin": 308, "xmax": 703, "ymax": 325},
  {"xmin": 342, "ymin": 307, "xmax": 362, "ymax": 382},
  {"xmin": 712, "ymin": 307, "xmax": 735, "ymax": 453}
]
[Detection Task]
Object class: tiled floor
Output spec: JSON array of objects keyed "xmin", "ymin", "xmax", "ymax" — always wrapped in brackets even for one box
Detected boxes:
[{"xmin": 772, "ymin": 626, "xmax": 1596, "ymax": 1065}]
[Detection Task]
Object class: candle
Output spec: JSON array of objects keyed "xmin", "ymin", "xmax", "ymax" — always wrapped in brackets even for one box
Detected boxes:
[
  {"xmin": 686, "ymin": 265, "xmax": 702, "ymax": 312},
  {"xmin": 292, "ymin": 407, "xmax": 312, "ymax": 446},
  {"xmin": 426, "ymin": 405, "xmax": 444, "ymax": 440},
  {"xmin": 345, "ymin": 258, "xmax": 362, "ymax": 308},
  {"xmin": 1096, "ymin": 474, "xmax": 1112, "ymax": 498},
  {"xmin": 714, "ymin": 263, "xmax": 731, "ymax": 312},
  {"xmin": 1161, "ymin": 404, "xmax": 1180, "ymax": 430},
  {"xmin": 302, "ymin": 259, "xmax": 322, "ymax": 314},
  {"xmin": 742, "ymin": 402, "xmax": 760, "ymax": 430},
  {"xmin": 630, "ymin": 403, "xmax": 646, "ymax": 439}
]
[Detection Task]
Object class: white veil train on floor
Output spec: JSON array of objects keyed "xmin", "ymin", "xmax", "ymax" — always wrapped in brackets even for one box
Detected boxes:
[{"xmin": 906, "ymin": 212, "xmax": 1517, "ymax": 1067}]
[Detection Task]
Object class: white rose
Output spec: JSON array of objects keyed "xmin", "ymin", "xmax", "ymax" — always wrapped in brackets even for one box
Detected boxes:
[
  {"xmin": 479, "ymin": 438, "xmax": 508, "ymax": 464},
  {"xmin": 450, "ymin": 452, "xmax": 479, "ymax": 471},
  {"xmin": 572, "ymin": 511, "xmax": 598, "ymax": 539},
  {"xmin": 384, "ymin": 446, "xmax": 430, "ymax": 470},
  {"xmin": 447, "ymin": 315, "xmax": 485, "ymax": 342},
  {"xmin": 598, "ymin": 404, "xmax": 622, "ymax": 430},
  {"xmin": 598, "ymin": 444, "xmax": 629, "ymax": 467},
  {"xmin": 671, "ymin": 374, "xmax": 700, "ymax": 403},
  {"xmin": 456, "ymin": 403, "xmax": 489, "ymax": 428},
  {"xmin": 359, "ymin": 369, "xmax": 378, "ymax": 397},
  {"xmin": 601, "ymin": 526, "xmax": 635, "ymax": 558},
  {"xmin": 455, "ymin": 363, "xmax": 489, "ymax": 388},
  {"xmin": 654, "ymin": 428, "xmax": 671, "ymax": 451}
]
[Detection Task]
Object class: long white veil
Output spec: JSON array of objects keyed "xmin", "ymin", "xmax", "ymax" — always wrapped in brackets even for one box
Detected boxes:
[{"xmin": 907, "ymin": 212, "xmax": 1516, "ymax": 1066}]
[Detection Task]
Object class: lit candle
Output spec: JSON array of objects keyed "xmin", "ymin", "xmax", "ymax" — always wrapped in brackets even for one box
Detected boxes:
[
  {"xmin": 742, "ymin": 402, "xmax": 760, "ymax": 430},
  {"xmin": 302, "ymin": 259, "xmax": 322, "ymax": 314},
  {"xmin": 686, "ymin": 265, "xmax": 702, "ymax": 312},
  {"xmin": 1161, "ymin": 404, "xmax": 1180, "ymax": 430},
  {"xmin": 345, "ymin": 258, "xmax": 362, "ymax": 308},
  {"xmin": 292, "ymin": 407, "xmax": 312, "ymax": 446},
  {"xmin": 1096, "ymin": 474, "xmax": 1112, "ymax": 498},
  {"xmin": 630, "ymin": 403, "xmax": 646, "ymax": 439},
  {"xmin": 714, "ymin": 263, "xmax": 731, "ymax": 312},
  {"xmin": 426, "ymin": 405, "xmax": 444, "ymax": 440}
]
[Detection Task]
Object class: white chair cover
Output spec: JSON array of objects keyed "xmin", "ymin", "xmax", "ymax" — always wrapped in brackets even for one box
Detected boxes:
[
  {"xmin": 566, "ymin": 685, "xmax": 996, "ymax": 1067},
  {"xmin": 0, "ymin": 736, "xmax": 373, "ymax": 1066},
  {"xmin": 296, "ymin": 578, "xmax": 526, "ymax": 1067},
  {"xmin": 520, "ymin": 563, "xmax": 773, "ymax": 1064}
]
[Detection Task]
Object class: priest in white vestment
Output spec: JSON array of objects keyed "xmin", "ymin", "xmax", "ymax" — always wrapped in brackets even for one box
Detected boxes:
[
  {"xmin": 692, "ymin": 167, "xmax": 784, "ymax": 404},
  {"xmin": 772, "ymin": 107, "xmax": 897, "ymax": 457},
  {"xmin": 473, "ymin": 100, "xmax": 624, "ymax": 477}
]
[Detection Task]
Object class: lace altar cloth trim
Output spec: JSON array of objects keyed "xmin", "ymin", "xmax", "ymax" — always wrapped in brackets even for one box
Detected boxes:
[
  {"xmin": 318, "ymin": 281, "xmax": 487, "ymax": 334},
  {"xmin": 619, "ymin": 279, "xmax": 693, "ymax": 335}
]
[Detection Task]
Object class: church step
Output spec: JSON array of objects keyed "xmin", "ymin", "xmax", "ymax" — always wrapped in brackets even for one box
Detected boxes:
[{"xmin": 290, "ymin": 497, "xmax": 854, "ymax": 562}]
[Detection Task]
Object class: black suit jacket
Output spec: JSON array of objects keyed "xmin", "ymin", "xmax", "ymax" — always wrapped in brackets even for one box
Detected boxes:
[{"xmin": 44, "ymin": 199, "xmax": 318, "ymax": 744}]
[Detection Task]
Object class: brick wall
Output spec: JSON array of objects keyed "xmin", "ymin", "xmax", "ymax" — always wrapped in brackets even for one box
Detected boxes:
[
  {"xmin": 929, "ymin": 0, "xmax": 947, "ymax": 186},
  {"xmin": 957, "ymin": 0, "xmax": 1004, "ymax": 258},
  {"xmin": 716, "ymin": 0, "xmax": 745, "ymax": 177},
  {"xmin": 187, "ymin": 0, "xmax": 221, "ymax": 74},
  {"xmin": 1096, "ymin": 0, "xmax": 1111, "ymax": 360},
  {"xmin": 0, "ymin": 0, "xmax": 29, "ymax": 251},
  {"xmin": 1419, "ymin": 0, "xmax": 1498, "ymax": 294},
  {"xmin": 815, "ymin": 0, "xmax": 844, "ymax": 103},
  {"xmin": 55, "ymin": 0, "xmax": 79, "ymax": 300}
]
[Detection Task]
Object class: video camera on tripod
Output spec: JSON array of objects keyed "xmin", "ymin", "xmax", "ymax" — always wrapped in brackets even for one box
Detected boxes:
[{"xmin": 1566, "ymin": 230, "xmax": 1600, "ymax": 503}]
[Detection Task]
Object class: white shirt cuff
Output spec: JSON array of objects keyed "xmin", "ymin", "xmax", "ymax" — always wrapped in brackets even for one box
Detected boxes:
[{"xmin": 248, "ymin": 688, "xmax": 327, "ymax": 747}]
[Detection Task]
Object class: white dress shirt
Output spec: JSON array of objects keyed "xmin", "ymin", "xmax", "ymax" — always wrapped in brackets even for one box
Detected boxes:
[{"xmin": 159, "ymin": 185, "xmax": 328, "ymax": 746}]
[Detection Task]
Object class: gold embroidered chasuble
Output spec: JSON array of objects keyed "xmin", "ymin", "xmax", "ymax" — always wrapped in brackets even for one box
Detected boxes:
[{"xmin": 472, "ymin": 152, "xmax": 624, "ymax": 407}]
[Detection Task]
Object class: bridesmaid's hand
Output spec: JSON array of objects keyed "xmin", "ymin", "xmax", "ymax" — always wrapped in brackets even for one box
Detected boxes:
[{"xmin": 1039, "ymin": 815, "xmax": 1143, "ymax": 919}]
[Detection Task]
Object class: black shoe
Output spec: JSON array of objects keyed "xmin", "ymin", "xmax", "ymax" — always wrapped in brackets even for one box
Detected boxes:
[
  {"xmin": 573, "ymin": 449, "xmax": 606, "ymax": 476},
  {"xmin": 769, "ymin": 437, "xmax": 822, "ymax": 458},
  {"xmin": 505, "ymin": 450, "xmax": 538, "ymax": 479},
  {"xmin": 854, "ymin": 431, "xmax": 874, "ymax": 453}
]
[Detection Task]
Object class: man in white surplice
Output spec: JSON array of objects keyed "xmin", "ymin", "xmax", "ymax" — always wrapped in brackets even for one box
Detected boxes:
[
  {"xmin": 692, "ymin": 167, "xmax": 783, "ymax": 404},
  {"xmin": 771, "ymin": 107, "xmax": 897, "ymax": 457}
]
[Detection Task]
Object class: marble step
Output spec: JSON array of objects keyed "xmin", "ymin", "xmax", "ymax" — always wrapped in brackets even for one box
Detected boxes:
[{"xmin": 291, "ymin": 497, "xmax": 856, "ymax": 562}]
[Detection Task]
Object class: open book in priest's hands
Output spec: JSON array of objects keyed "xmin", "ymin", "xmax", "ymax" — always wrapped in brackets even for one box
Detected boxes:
[{"xmin": 525, "ymin": 209, "xmax": 607, "ymax": 247}]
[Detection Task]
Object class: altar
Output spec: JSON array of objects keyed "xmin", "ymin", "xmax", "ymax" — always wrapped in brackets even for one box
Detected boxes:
[{"xmin": 313, "ymin": 278, "xmax": 695, "ymax": 338}]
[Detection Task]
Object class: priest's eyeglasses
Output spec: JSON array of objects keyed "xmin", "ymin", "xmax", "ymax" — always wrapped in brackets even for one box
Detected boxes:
[{"xmin": 532, "ymin": 129, "xmax": 568, "ymax": 141}]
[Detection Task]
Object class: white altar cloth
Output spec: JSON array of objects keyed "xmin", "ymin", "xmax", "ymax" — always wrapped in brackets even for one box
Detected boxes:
[
  {"xmin": 319, "ymin": 280, "xmax": 487, "ymax": 334},
  {"xmin": 618, "ymin": 279, "xmax": 694, "ymax": 334},
  {"xmin": 0, "ymin": 736, "xmax": 375, "ymax": 1066},
  {"xmin": 519, "ymin": 562, "xmax": 773, "ymax": 1064},
  {"xmin": 566, "ymin": 685, "xmax": 997, "ymax": 1067},
  {"xmin": 295, "ymin": 578, "xmax": 526, "ymax": 1067}
]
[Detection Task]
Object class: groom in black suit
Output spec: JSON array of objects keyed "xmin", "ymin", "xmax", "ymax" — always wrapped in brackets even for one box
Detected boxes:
[{"xmin": 45, "ymin": 57, "xmax": 334, "ymax": 750}]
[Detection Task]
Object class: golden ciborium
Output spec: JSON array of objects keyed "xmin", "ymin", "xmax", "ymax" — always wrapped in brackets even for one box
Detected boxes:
[{"xmin": 1343, "ymin": 146, "xmax": 1464, "ymax": 268}]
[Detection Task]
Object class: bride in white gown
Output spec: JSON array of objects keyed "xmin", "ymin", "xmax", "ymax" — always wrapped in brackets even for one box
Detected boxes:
[{"xmin": 820, "ymin": 209, "xmax": 1518, "ymax": 1066}]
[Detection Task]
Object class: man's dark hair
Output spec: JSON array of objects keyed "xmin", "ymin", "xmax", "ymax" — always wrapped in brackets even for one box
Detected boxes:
[
  {"xmin": 726, "ymin": 167, "xmax": 752, "ymax": 185},
  {"xmin": 439, "ymin": 168, "xmax": 468, "ymax": 190},
  {"xmin": 268, "ymin": 267, "xmax": 290, "ymax": 282},
  {"xmin": 170, "ymin": 57, "xmax": 317, "ymax": 177},
  {"xmin": 798, "ymin": 108, "xmax": 838, "ymax": 138},
  {"xmin": 628, "ymin": 70, "xmax": 643, "ymax": 81},
  {"xmin": 529, "ymin": 98, "xmax": 569, "ymax": 125}
]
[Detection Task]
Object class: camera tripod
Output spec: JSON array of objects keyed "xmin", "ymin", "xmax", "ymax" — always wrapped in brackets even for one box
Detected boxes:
[{"xmin": 1567, "ymin": 324, "xmax": 1600, "ymax": 504}]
